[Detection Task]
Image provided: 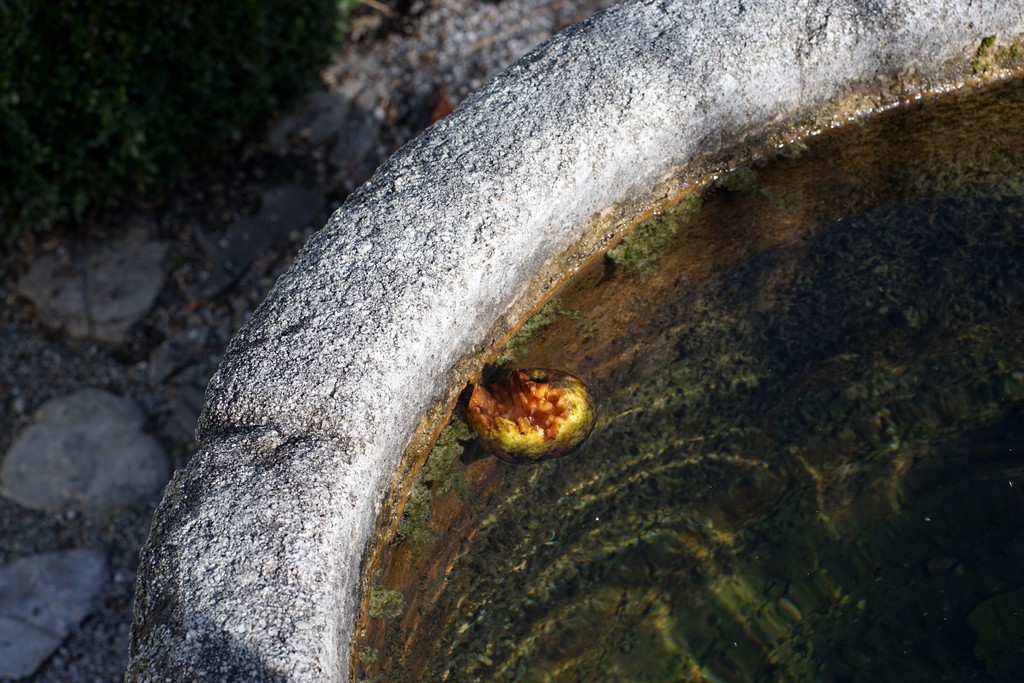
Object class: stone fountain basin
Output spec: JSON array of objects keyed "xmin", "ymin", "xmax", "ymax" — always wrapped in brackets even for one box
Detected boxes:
[{"xmin": 126, "ymin": 0, "xmax": 1023, "ymax": 680}]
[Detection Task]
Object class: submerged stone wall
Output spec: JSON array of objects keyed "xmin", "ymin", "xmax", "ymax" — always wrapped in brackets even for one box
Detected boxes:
[{"xmin": 126, "ymin": 1, "xmax": 1023, "ymax": 680}]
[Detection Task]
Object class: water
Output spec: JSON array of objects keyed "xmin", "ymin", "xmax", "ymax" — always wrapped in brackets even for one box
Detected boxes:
[{"xmin": 357, "ymin": 77, "xmax": 1024, "ymax": 682}]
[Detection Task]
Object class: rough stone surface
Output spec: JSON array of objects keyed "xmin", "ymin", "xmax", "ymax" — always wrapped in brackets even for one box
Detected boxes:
[
  {"xmin": 1, "ymin": 389, "xmax": 170, "ymax": 513},
  {"xmin": 0, "ymin": 548, "xmax": 106, "ymax": 679},
  {"xmin": 128, "ymin": 1, "xmax": 1024, "ymax": 681},
  {"xmin": 16, "ymin": 229, "xmax": 167, "ymax": 343}
]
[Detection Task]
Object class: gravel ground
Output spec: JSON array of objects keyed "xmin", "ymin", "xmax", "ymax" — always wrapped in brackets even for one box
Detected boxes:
[{"xmin": 0, "ymin": 0, "xmax": 615, "ymax": 680}]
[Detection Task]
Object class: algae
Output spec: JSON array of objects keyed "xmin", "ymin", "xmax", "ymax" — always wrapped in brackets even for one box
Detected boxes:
[
  {"xmin": 368, "ymin": 587, "xmax": 406, "ymax": 620},
  {"xmin": 397, "ymin": 417, "xmax": 471, "ymax": 544},
  {"xmin": 606, "ymin": 194, "xmax": 702, "ymax": 280},
  {"xmin": 426, "ymin": 178, "xmax": 1024, "ymax": 681},
  {"xmin": 714, "ymin": 165, "xmax": 772, "ymax": 198},
  {"xmin": 776, "ymin": 139, "xmax": 809, "ymax": 159},
  {"xmin": 497, "ymin": 298, "xmax": 580, "ymax": 365}
]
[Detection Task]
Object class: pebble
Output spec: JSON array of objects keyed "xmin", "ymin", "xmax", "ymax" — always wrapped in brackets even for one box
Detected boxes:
[
  {"xmin": 0, "ymin": 548, "xmax": 106, "ymax": 679},
  {"xmin": 0, "ymin": 388, "xmax": 170, "ymax": 513},
  {"xmin": 15, "ymin": 228, "xmax": 167, "ymax": 344}
]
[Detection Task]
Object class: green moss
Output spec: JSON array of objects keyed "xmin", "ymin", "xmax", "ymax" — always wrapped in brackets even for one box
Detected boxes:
[
  {"xmin": 607, "ymin": 194, "xmax": 702, "ymax": 280},
  {"xmin": 420, "ymin": 418, "xmax": 471, "ymax": 497},
  {"xmin": 776, "ymin": 140, "xmax": 809, "ymax": 159},
  {"xmin": 399, "ymin": 491, "xmax": 436, "ymax": 545},
  {"xmin": 971, "ymin": 35, "xmax": 1023, "ymax": 74},
  {"xmin": 715, "ymin": 166, "xmax": 772, "ymax": 198},
  {"xmin": 498, "ymin": 298, "xmax": 581, "ymax": 364},
  {"xmin": 972, "ymin": 35, "xmax": 997, "ymax": 74},
  {"xmin": 368, "ymin": 587, "xmax": 406, "ymax": 620},
  {"xmin": 398, "ymin": 417, "xmax": 472, "ymax": 543}
]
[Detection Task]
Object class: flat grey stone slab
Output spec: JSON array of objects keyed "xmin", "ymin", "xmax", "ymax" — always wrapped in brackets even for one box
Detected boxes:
[
  {"xmin": 1, "ymin": 389, "xmax": 170, "ymax": 513},
  {"xmin": 191, "ymin": 184, "xmax": 325, "ymax": 299},
  {"xmin": 16, "ymin": 230, "xmax": 167, "ymax": 343},
  {"xmin": 160, "ymin": 384, "xmax": 206, "ymax": 446},
  {"xmin": 0, "ymin": 548, "xmax": 106, "ymax": 679}
]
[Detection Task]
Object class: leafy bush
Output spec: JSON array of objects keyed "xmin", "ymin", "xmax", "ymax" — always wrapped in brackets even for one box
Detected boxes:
[{"xmin": 1, "ymin": 0, "xmax": 344, "ymax": 236}]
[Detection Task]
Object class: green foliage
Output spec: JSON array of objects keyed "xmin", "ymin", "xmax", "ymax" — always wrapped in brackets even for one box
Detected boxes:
[{"xmin": 1, "ymin": 0, "xmax": 346, "ymax": 236}]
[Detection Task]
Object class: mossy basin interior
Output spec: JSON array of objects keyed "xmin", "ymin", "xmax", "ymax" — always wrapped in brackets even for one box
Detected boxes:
[{"xmin": 355, "ymin": 77, "xmax": 1024, "ymax": 681}]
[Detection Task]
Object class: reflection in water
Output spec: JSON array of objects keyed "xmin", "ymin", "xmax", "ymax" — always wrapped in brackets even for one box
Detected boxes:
[{"xmin": 358, "ymin": 79, "xmax": 1024, "ymax": 681}]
